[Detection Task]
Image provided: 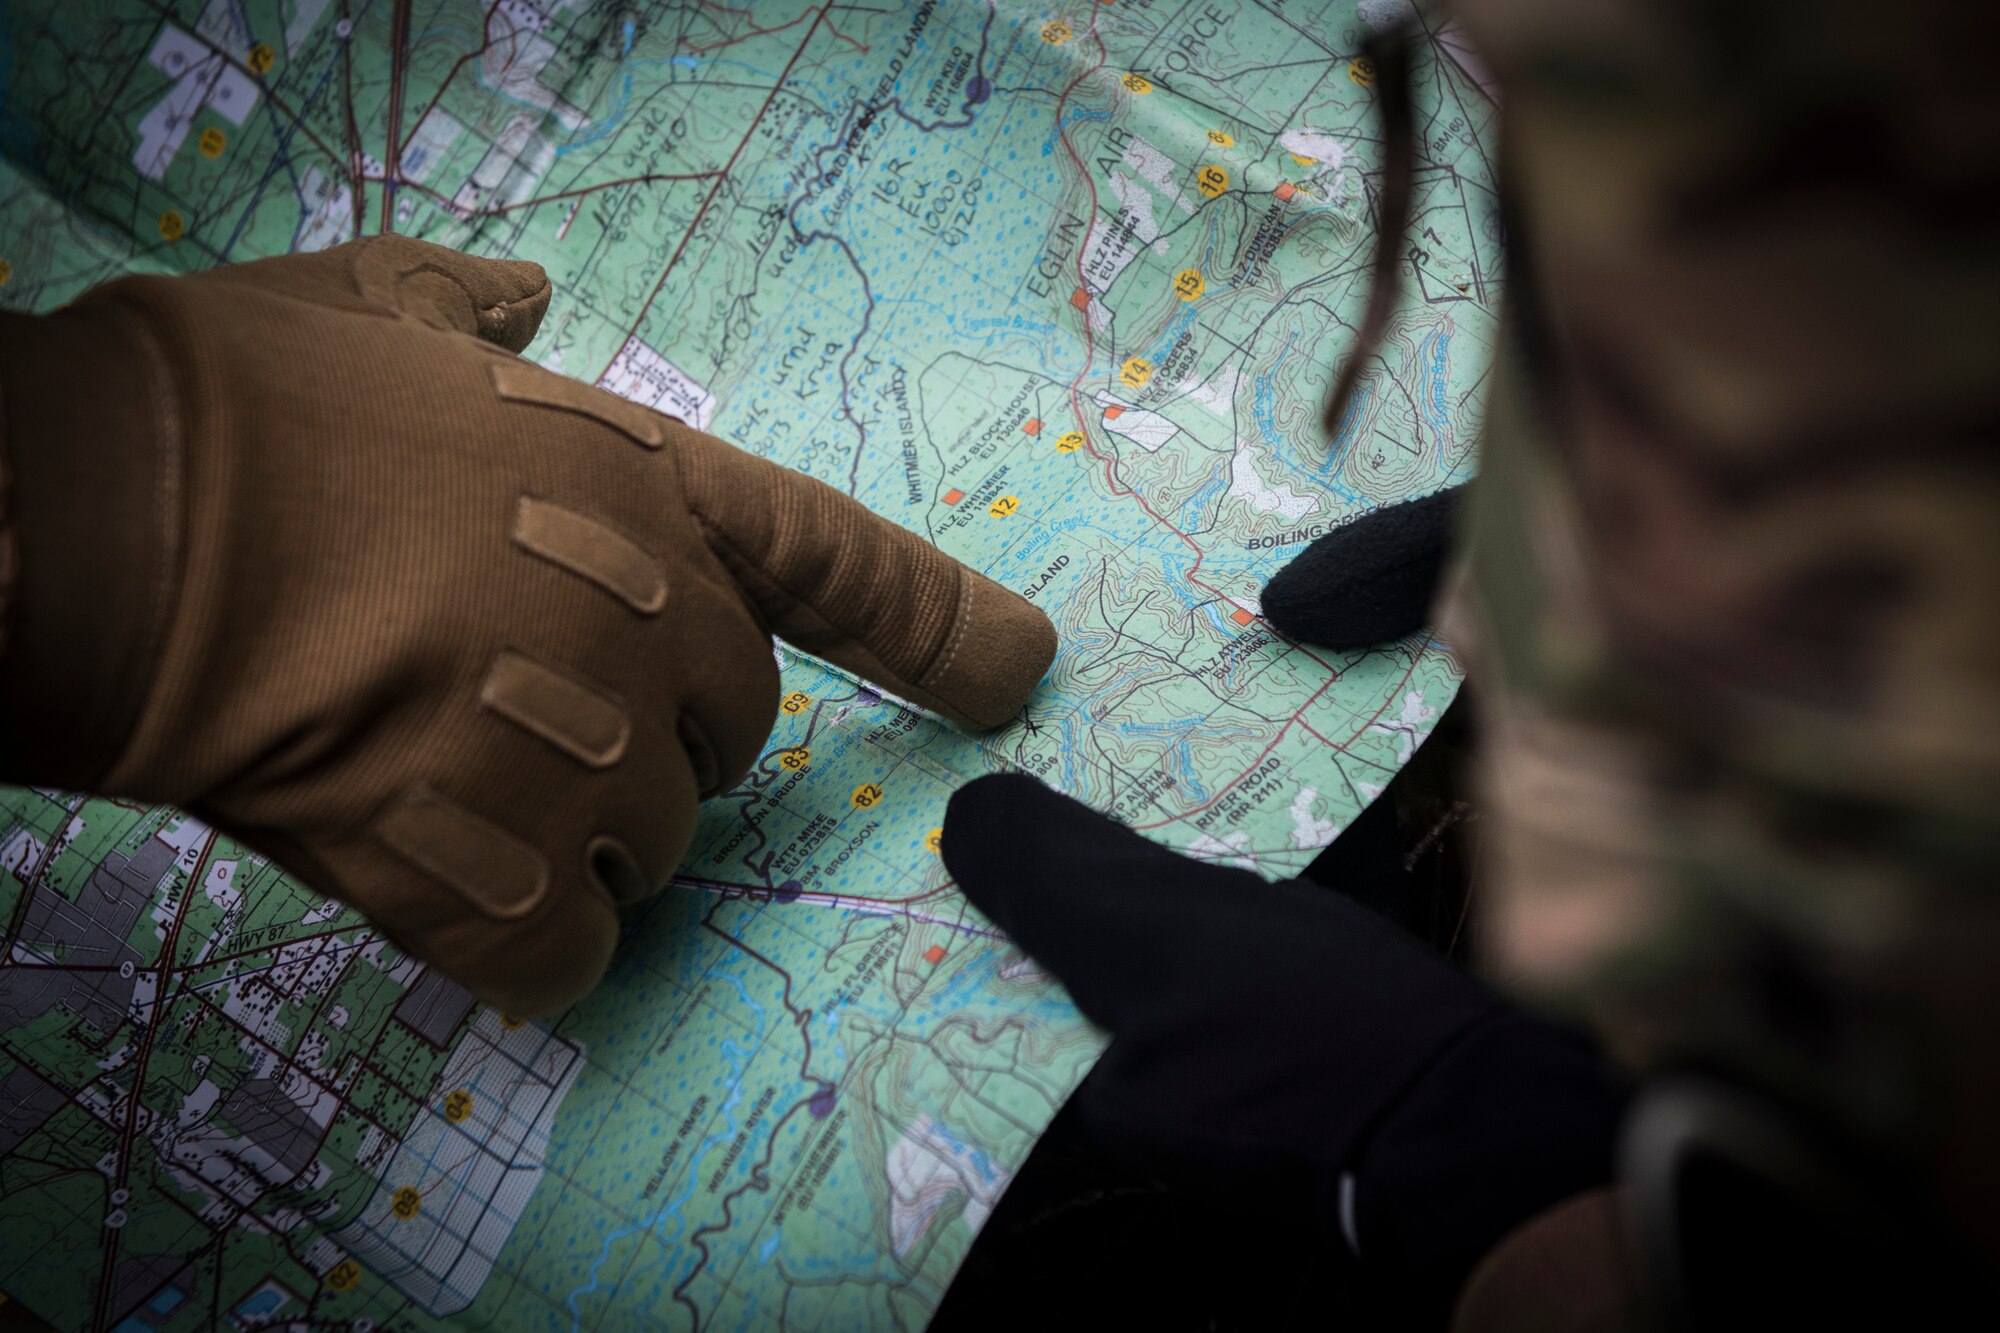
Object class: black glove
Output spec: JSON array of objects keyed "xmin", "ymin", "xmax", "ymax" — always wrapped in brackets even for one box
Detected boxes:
[
  {"xmin": 943, "ymin": 773, "xmax": 1625, "ymax": 1325},
  {"xmin": 1261, "ymin": 484, "xmax": 1464, "ymax": 648}
]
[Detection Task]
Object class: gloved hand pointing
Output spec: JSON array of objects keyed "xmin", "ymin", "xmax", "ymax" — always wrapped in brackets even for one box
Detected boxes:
[
  {"xmin": 943, "ymin": 773, "xmax": 1625, "ymax": 1324},
  {"xmin": 0, "ymin": 236, "xmax": 1056, "ymax": 1016}
]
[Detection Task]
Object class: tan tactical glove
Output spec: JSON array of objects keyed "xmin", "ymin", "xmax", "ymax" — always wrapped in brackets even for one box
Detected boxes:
[{"xmin": 0, "ymin": 236, "xmax": 1055, "ymax": 1016}]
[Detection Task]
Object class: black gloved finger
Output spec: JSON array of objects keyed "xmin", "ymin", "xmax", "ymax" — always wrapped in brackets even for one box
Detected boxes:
[
  {"xmin": 944, "ymin": 773, "xmax": 1506, "ymax": 1151},
  {"xmin": 943, "ymin": 772, "xmax": 1267, "ymax": 1030},
  {"xmin": 946, "ymin": 772, "xmax": 1628, "ymax": 1313},
  {"xmin": 1261, "ymin": 483, "xmax": 1463, "ymax": 648}
]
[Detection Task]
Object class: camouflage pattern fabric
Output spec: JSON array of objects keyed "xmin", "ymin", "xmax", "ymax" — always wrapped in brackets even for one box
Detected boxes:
[{"xmin": 1437, "ymin": 0, "xmax": 2000, "ymax": 1259}]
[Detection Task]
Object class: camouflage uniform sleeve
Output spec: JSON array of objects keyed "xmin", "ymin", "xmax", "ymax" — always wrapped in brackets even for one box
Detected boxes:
[{"xmin": 1441, "ymin": 0, "xmax": 2000, "ymax": 1252}]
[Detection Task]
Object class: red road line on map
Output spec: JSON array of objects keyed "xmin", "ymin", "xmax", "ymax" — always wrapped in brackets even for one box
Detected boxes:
[
  {"xmin": 1053, "ymin": 17, "xmax": 1220, "ymax": 604},
  {"xmin": 381, "ymin": 0, "xmax": 412, "ymax": 232},
  {"xmin": 1299, "ymin": 652, "xmax": 1425, "ymax": 752},
  {"xmin": 598, "ymin": 5, "xmax": 832, "ymax": 379}
]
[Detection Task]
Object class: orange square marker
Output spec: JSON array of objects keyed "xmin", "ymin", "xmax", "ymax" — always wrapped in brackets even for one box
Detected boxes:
[
  {"xmin": 1070, "ymin": 287, "xmax": 1091, "ymax": 310},
  {"xmin": 1230, "ymin": 608, "xmax": 1256, "ymax": 626},
  {"xmin": 1023, "ymin": 417, "xmax": 1042, "ymax": 435},
  {"xmin": 942, "ymin": 487, "xmax": 965, "ymax": 505},
  {"xmin": 1274, "ymin": 181, "xmax": 1298, "ymax": 202},
  {"xmin": 1103, "ymin": 404, "xmax": 1125, "ymax": 420},
  {"xmin": 923, "ymin": 945, "xmax": 947, "ymax": 964}
]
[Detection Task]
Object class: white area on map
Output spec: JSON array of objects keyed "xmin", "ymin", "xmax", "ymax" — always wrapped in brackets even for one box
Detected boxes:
[
  {"xmin": 300, "ymin": 897, "xmax": 343, "ymax": 925},
  {"xmin": 400, "ymin": 109, "xmax": 465, "ymax": 184},
  {"xmin": 134, "ymin": 17, "xmax": 262, "ymax": 180},
  {"xmin": 480, "ymin": 7, "xmax": 587, "ymax": 131},
  {"xmin": 130, "ymin": 970, "xmax": 158, "ymax": 1020},
  {"xmin": 167, "ymin": 1070, "xmax": 337, "ymax": 1208},
  {"xmin": 1279, "ymin": 128, "xmax": 1347, "ymax": 177},
  {"xmin": 1230, "ymin": 446, "xmax": 1321, "ymax": 520},
  {"xmin": 159, "ymin": 814, "xmax": 210, "ymax": 860},
  {"xmin": 1183, "ymin": 363, "xmax": 1243, "ymax": 417},
  {"xmin": 1078, "ymin": 207, "xmax": 1143, "ymax": 295},
  {"xmin": 1107, "ymin": 174, "xmax": 1169, "ymax": 259},
  {"xmin": 1121, "ymin": 136, "xmax": 1199, "ymax": 219},
  {"xmin": 453, "ymin": 111, "xmax": 556, "ymax": 217},
  {"xmin": 886, "ymin": 1114, "xmax": 1008, "ymax": 1258},
  {"xmin": 176, "ymin": 1078, "xmax": 222, "ymax": 1128},
  {"xmin": 1090, "ymin": 391, "xmax": 1179, "ymax": 452},
  {"xmin": 599, "ymin": 336, "xmax": 718, "ymax": 430},
  {"xmin": 200, "ymin": 859, "xmax": 240, "ymax": 910},
  {"xmin": 283, "ymin": 0, "xmax": 334, "ymax": 54},
  {"xmin": 1288, "ymin": 787, "xmax": 1341, "ymax": 850},
  {"xmin": 1279, "ymin": 127, "xmax": 1352, "ymax": 204},
  {"xmin": 298, "ymin": 154, "xmax": 377, "ymax": 251},
  {"xmin": 1186, "ymin": 829, "xmax": 1257, "ymax": 869},
  {"xmin": 0, "ymin": 827, "xmax": 42, "ymax": 879},
  {"xmin": 996, "ymin": 956, "xmax": 1047, "ymax": 983},
  {"xmin": 1372, "ymin": 688, "xmax": 1439, "ymax": 765},
  {"xmin": 333, "ymin": 1009, "xmax": 585, "ymax": 1315}
]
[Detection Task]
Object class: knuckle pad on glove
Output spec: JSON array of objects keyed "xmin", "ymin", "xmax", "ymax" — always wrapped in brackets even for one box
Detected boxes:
[
  {"xmin": 351, "ymin": 235, "xmax": 550, "ymax": 350},
  {"xmin": 364, "ymin": 788, "xmax": 621, "ymax": 1015},
  {"xmin": 373, "ymin": 788, "xmax": 550, "ymax": 919},
  {"xmin": 512, "ymin": 498, "xmax": 668, "ymax": 614},
  {"xmin": 489, "ymin": 362, "xmax": 664, "ymax": 447},
  {"xmin": 478, "ymin": 650, "xmax": 630, "ymax": 770}
]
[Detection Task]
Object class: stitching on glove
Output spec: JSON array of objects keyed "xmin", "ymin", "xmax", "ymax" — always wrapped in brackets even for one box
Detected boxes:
[{"xmin": 918, "ymin": 568, "xmax": 975, "ymax": 697}]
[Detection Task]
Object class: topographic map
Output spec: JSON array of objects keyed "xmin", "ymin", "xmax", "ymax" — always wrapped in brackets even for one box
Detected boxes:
[{"xmin": 0, "ymin": 0, "xmax": 1497, "ymax": 1328}]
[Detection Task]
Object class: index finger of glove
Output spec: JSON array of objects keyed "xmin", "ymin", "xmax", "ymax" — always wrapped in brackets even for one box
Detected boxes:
[
  {"xmin": 942, "ymin": 773, "xmax": 1265, "ymax": 1030},
  {"xmin": 185, "ymin": 236, "xmax": 551, "ymax": 351},
  {"xmin": 670, "ymin": 428, "xmax": 1056, "ymax": 731},
  {"xmin": 350, "ymin": 236, "xmax": 551, "ymax": 350}
]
